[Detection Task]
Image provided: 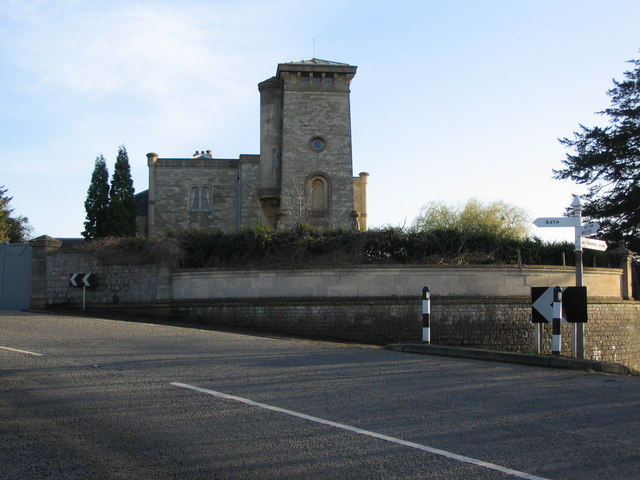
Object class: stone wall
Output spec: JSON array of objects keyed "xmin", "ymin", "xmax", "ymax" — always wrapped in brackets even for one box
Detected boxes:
[
  {"xmin": 172, "ymin": 297, "xmax": 419, "ymax": 346},
  {"xmin": 31, "ymin": 238, "xmax": 640, "ymax": 371},
  {"xmin": 168, "ymin": 296, "xmax": 640, "ymax": 371},
  {"xmin": 353, "ymin": 172, "xmax": 369, "ymax": 231},
  {"xmin": 42, "ymin": 252, "xmax": 170, "ymax": 307},
  {"xmin": 238, "ymin": 155, "xmax": 263, "ymax": 227},
  {"xmin": 171, "ymin": 265, "xmax": 626, "ymax": 300},
  {"xmin": 431, "ymin": 297, "xmax": 640, "ymax": 368},
  {"xmin": 172, "ymin": 296, "xmax": 640, "ymax": 371},
  {"xmin": 147, "ymin": 154, "xmax": 261, "ymax": 237},
  {"xmin": 586, "ymin": 300, "xmax": 640, "ymax": 368}
]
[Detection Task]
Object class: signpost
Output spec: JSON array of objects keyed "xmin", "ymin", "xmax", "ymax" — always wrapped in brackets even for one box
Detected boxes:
[
  {"xmin": 69, "ymin": 272, "xmax": 95, "ymax": 310},
  {"xmin": 533, "ymin": 196, "xmax": 606, "ymax": 358}
]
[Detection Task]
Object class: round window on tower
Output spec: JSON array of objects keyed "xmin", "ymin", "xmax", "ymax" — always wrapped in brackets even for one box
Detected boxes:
[{"xmin": 310, "ymin": 137, "xmax": 326, "ymax": 153}]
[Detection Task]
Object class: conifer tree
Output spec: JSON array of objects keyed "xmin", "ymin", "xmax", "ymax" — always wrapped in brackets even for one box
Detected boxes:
[
  {"xmin": 83, "ymin": 155, "xmax": 110, "ymax": 239},
  {"xmin": 556, "ymin": 57, "xmax": 640, "ymax": 251},
  {"xmin": 107, "ymin": 145, "xmax": 137, "ymax": 237},
  {"xmin": 0, "ymin": 185, "xmax": 32, "ymax": 242}
]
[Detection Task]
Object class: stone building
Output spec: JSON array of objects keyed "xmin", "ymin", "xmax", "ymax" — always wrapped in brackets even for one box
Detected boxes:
[{"xmin": 137, "ymin": 59, "xmax": 369, "ymax": 237}]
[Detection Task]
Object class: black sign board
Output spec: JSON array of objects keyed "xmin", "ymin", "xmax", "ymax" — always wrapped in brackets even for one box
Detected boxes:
[
  {"xmin": 531, "ymin": 286, "xmax": 587, "ymax": 323},
  {"xmin": 69, "ymin": 272, "xmax": 95, "ymax": 288}
]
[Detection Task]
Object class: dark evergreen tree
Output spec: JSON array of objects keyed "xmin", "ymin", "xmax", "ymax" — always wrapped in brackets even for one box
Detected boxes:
[
  {"xmin": 555, "ymin": 56, "xmax": 640, "ymax": 252},
  {"xmin": 107, "ymin": 145, "xmax": 137, "ymax": 237},
  {"xmin": 83, "ymin": 155, "xmax": 110, "ymax": 239},
  {"xmin": 0, "ymin": 185, "xmax": 32, "ymax": 242}
]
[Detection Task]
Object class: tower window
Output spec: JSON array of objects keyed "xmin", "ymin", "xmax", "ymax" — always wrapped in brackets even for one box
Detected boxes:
[
  {"xmin": 309, "ymin": 176, "xmax": 329, "ymax": 213},
  {"xmin": 310, "ymin": 136, "xmax": 326, "ymax": 153},
  {"xmin": 189, "ymin": 186, "xmax": 211, "ymax": 212}
]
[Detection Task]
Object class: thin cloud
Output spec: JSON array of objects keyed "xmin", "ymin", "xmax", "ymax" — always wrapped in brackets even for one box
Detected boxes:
[
  {"xmin": 6, "ymin": 3, "xmax": 251, "ymax": 95},
  {"xmin": 1, "ymin": 1, "xmax": 287, "ymax": 161}
]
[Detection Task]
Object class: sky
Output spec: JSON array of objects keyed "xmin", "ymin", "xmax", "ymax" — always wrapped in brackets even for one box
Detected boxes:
[{"xmin": 1, "ymin": 0, "xmax": 639, "ymax": 242}]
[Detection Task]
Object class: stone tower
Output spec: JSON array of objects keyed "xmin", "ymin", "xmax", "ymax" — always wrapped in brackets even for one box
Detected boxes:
[
  {"xmin": 138, "ymin": 58, "xmax": 368, "ymax": 238},
  {"xmin": 258, "ymin": 59, "xmax": 364, "ymax": 229}
]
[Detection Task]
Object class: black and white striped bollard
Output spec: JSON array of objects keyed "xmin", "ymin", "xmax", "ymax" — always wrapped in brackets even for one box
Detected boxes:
[
  {"xmin": 551, "ymin": 286, "xmax": 563, "ymax": 355},
  {"xmin": 422, "ymin": 286, "xmax": 431, "ymax": 343}
]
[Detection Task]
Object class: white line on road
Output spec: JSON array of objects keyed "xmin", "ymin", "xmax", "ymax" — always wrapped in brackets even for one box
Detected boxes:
[
  {"xmin": 171, "ymin": 382, "xmax": 551, "ymax": 480},
  {"xmin": 0, "ymin": 346, "xmax": 43, "ymax": 356}
]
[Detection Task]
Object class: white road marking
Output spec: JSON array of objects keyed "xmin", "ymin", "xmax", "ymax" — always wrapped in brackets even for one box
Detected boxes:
[
  {"xmin": 0, "ymin": 346, "xmax": 43, "ymax": 356},
  {"xmin": 171, "ymin": 382, "xmax": 551, "ymax": 480}
]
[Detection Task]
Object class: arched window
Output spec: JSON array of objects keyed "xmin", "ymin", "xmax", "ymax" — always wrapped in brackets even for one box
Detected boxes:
[
  {"xmin": 189, "ymin": 186, "xmax": 212, "ymax": 212},
  {"xmin": 200, "ymin": 187, "xmax": 211, "ymax": 212},
  {"xmin": 189, "ymin": 187, "xmax": 200, "ymax": 211},
  {"xmin": 308, "ymin": 175, "xmax": 329, "ymax": 214},
  {"xmin": 310, "ymin": 178, "xmax": 327, "ymax": 212}
]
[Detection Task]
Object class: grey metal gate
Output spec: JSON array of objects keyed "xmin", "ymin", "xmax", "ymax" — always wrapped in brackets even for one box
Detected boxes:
[{"xmin": 0, "ymin": 243, "xmax": 32, "ymax": 310}]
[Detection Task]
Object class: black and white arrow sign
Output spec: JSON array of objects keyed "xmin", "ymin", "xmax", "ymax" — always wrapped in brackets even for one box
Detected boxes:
[
  {"xmin": 531, "ymin": 287, "xmax": 556, "ymax": 323},
  {"xmin": 69, "ymin": 272, "xmax": 95, "ymax": 288},
  {"xmin": 531, "ymin": 286, "xmax": 588, "ymax": 323}
]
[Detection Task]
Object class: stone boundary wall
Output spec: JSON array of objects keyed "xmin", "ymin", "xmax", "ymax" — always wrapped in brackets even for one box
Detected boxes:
[
  {"xmin": 30, "ymin": 236, "xmax": 640, "ymax": 371},
  {"xmin": 37, "ymin": 249, "xmax": 170, "ymax": 307},
  {"xmin": 165, "ymin": 296, "xmax": 640, "ymax": 371},
  {"xmin": 39, "ymin": 293, "xmax": 640, "ymax": 372},
  {"xmin": 171, "ymin": 265, "xmax": 626, "ymax": 299},
  {"xmin": 170, "ymin": 297, "xmax": 419, "ymax": 345},
  {"xmin": 431, "ymin": 297, "xmax": 640, "ymax": 370}
]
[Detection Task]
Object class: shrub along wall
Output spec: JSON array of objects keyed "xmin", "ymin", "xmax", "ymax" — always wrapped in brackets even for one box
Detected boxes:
[{"xmin": 173, "ymin": 225, "xmax": 612, "ymax": 269}]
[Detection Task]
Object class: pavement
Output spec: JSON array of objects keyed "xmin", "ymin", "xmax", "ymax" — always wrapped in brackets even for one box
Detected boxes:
[{"xmin": 385, "ymin": 343, "xmax": 635, "ymax": 376}]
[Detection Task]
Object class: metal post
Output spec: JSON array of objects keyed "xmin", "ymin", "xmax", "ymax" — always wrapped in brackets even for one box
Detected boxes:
[
  {"xmin": 571, "ymin": 195, "xmax": 585, "ymax": 358},
  {"xmin": 552, "ymin": 286, "xmax": 562, "ymax": 355},
  {"xmin": 422, "ymin": 286, "xmax": 431, "ymax": 343},
  {"xmin": 82, "ymin": 286, "xmax": 86, "ymax": 311},
  {"xmin": 534, "ymin": 323, "xmax": 544, "ymax": 354}
]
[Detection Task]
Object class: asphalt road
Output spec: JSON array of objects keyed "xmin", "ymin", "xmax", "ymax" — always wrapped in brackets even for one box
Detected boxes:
[{"xmin": 1, "ymin": 311, "xmax": 639, "ymax": 480}]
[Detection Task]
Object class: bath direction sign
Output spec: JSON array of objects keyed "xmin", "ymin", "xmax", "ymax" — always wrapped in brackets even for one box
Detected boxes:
[
  {"xmin": 69, "ymin": 272, "xmax": 95, "ymax": 288},
  {"xmin": 533, "ymin": 217, "xmax": 581, "ymax": 228},
  {"xmin": 534, "ymin": 214, "xmax": 606, "ymax": 251}
]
